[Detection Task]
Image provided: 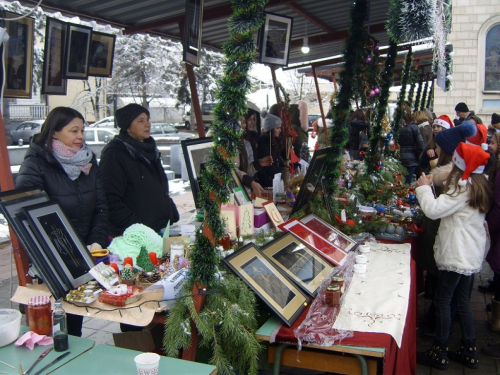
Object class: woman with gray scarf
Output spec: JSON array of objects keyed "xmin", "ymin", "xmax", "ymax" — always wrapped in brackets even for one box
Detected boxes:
[{"xmin": 16, "ymin": 106, "xmax": 108, "ymax": 336}]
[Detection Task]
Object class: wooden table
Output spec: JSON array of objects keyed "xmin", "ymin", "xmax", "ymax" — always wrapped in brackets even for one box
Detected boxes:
[
  {"xmin": 256, "ymin": 316, "xmax": 384, "ymax": 375},
  {"xmin": 50, "ymin": 345, "xmax": 217, "ymax": 375}
]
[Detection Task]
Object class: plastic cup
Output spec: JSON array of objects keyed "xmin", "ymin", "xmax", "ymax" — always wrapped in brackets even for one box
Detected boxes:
[{"xmin": 134, "ymin": 352, "xmax": 160, "ymax": 375}]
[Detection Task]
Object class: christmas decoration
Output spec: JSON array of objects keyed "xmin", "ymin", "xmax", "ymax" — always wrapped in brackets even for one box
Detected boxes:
[
  {"xmin": 299, "ymin": 142, "xmax": 311, "ymax": 163},
  {"xmin": 420, "ymin": 78, "xmax": 429, "ymax": 110},
  {"xmin": 392, "ymin": 47, "xmax": 413, "ymax": 143},
  {"xmin": 387, "ymin": 0, "xmax": 435, "ymax": 43},
  {"xmin": 407, "ymin": 68, "xmax": 418, "ymax": 107},
  {"xmin": 426, "ymin": 80, "xmax": 434, "ymax": 109},
  {"xmin": 414, "ymin": 76, "xmax": 423, "ymax": 112},
  {"xmin": 136, "ymin": 246, "xmax": 155, "ymax": 272},
  {"xmin": 121, "ymin": 264, "xmax": 134, "ymax": 280}
]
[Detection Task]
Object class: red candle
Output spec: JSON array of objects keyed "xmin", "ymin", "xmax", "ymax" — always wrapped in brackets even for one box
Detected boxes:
[
  {"xmin": 148, "ymin": 252, "xmax": 158, "ymax": 265},
  {"xmin": 110, "ymin": 263, "xmax": 119, "ymax": 274},
  {"xmin": 124, "ymin": 256, "xmax": 133, "ymax": 267}
]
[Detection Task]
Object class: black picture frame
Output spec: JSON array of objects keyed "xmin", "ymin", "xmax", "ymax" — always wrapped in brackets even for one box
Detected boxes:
[
  {"xmin": 42, "ymin": 17, "xmax": 68, "ymax": 95},
  {"xmin": 259, "ymin": 13, "xmax": 293, "ymax": 67},
  {"xmin": 1, "ymin": 11, "xmax": 34, "ymax": 98},
  {"xmin": 20, "ymin": 201, "xmax": 95, "ymax": 289},
  {"xmin": 64, "ymin": 23, "xmax": 92, "ymax": 79},
  {"xmin": 181, "ymin": 137, "xmax": 213, "ymax": 208},
  {"xmin": 88, "ymin": 31, "xmax": 116, "ymax": 77},
  {"xmin": 290, "ymin": 147, "xmax": 332, "ymax": 215},
  {"xmin": 0, "ymin": 189, "xmax": 69, "ymax": 299},
  {"xmin": 223, "ymin": 243, "xmax": 310, "ymax": 327},
  {"xmin": 260, "ymin": 232, "xmax": 334, "ymax": 298},
  {"xmin": 183, "ymin": 0, "xmax": 204, "ymax": 66}
]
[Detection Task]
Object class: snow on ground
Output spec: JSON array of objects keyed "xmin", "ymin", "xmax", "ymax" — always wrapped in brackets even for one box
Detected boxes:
[{"xmin": 0, "ymin": 214, "xmax": 9, "ymax": 239}]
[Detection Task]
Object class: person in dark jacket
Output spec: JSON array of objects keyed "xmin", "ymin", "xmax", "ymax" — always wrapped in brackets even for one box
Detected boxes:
[
  {"xmin": 347, "ymin": 109, "xmax": 369, "ymax": 160},
  {"xmin": 256, "ymin": 111, "xmax": 285, "ymax": 188},
  {"xmin": 398, "ymin": 104, "xmax": 425, "ymax": 183},
  {"xmin": 453, "ymin": 102, "xmax": 475, "ymax": 126},
  {"xmin": 15, "ymin": 106, "xmax": 108, "ymax": 337},
  {"xmin": 99, "ymin": 104, "xmax": 179, "ymax": 237}
]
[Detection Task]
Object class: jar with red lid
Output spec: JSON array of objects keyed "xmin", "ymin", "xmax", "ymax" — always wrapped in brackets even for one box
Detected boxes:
[
  {"xmin": 325, "ymin": 284, "xmax": 341, "ymax": 306},
  {"xmin": 27, "ymin": 296, "xmax": 52, "ymax": 335}
]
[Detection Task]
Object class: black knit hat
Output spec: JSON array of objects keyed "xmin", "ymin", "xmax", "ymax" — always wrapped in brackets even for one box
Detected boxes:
[
  {"xmin": 454, "ymin": 102, "xmax": 469, "ymax": 112},
  {"xmin": 492, "ymin": 113, "xmax": 500, "ymax": 125},
  {"xmin": 115, "ymin": 104, "xmax": 150, "ymax": 131}
]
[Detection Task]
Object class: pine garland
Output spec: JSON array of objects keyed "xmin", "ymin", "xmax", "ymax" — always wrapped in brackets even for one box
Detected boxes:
[
  {"xmin": 426, "ymin": 80, "xmax": 434, "ymax": 109},
  {"xmin": 407, "ymin": 68, "xmax": 418, "ymax": 107},
  {"xmin": 365, "ymin": 40, "xmax": 398, "ymax": 176},
  {"xmin": 324, "ymin": 0, "xmax": 371, "ymax": 192},
  {"xmin": 387, "ymin": 0, "xmax": 435, "ymax": 43},
  {"xmin": 420, "ymin": 79, "xmax": 429, "ymax": 110},
  {"xmin": 393, "ymin": 48, "xmax": 413, "ymax": 142},
  {"xmin": 414, "ymin": 76, "xmax": 423, "ymax": 112}
]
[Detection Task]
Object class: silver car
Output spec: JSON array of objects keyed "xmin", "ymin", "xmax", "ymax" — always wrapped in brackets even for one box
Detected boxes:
[
  {"xmin": 84, "ymin": 127, "xmax": 118, "ymax": 144},
  {"xmin": 10, "ymin": 120, "xmax": 44, "ymax": 145},
  {"xmin": 150, "ymin": 123, "xmax": 196, "ymax": 143}
]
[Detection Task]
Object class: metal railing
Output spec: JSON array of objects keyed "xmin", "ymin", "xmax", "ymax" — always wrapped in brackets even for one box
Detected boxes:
[{"xmin": 9, "ymin": 105, "xmax": 49, "ymax": 120}]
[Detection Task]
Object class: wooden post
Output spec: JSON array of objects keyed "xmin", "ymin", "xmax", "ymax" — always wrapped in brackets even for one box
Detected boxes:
[
  {"xmin": 313, "ymin": 66, "xmax": 329, "ymax": 146},
  {"xmin": 186, "ymin": 64, "xmax": 206, "ymax": 138},
  {"xmin": 0, "ymin": 112, "xmax": 32, "ymax": 286}
]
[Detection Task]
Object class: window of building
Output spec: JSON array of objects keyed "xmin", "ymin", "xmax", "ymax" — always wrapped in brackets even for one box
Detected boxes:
[{"xmin": 485, "ymin": 24, "xmax": 500, "ymax": 91}]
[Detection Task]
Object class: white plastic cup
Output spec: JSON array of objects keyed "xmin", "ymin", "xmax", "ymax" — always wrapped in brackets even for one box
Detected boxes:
[
  {"xmin": 134, "ymin": 352, "xmax": 160, "ymax": 375},
  {"xmin": 355, "ymin": 254, "xmax": 367, "ymax": 264},
  {"xmin": 353, "ymin": 264, "xmax": 367, "ymax": 274},
  {"xmin": 358, "ymin": 244, "xmax": 371, "ymax": 253}
]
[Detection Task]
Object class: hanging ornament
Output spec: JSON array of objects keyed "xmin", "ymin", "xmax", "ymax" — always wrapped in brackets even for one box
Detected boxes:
[
  {"xmin": 366, "ymin": 56, "xmax": 372, "ymax": 63},
  {"xmin": 374, "ymin": 87, "xmax": 380, "ymax": 94},
  {"xmin": 388, "ymin": 139, "xmax": 395, "ymax": 146},
  {"xmin": 369, "ymin": 90, "xmax": 376, "ymax": 97},
  {"xmin": 374, "ymin": 44, "xmax": 380, "ymax": 51}
]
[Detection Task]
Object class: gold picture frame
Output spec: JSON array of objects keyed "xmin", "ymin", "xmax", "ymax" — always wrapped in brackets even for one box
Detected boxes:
[
  {"xmin": 2, "ymin": 11, "xmax": 34, "ymax": 98},
  {"xmin": 223, "ymin": 243, "xmax": 310, "ymax": 326},
  {"xmin": 88, "ymin": 31, "xmax": 116, "ymax": 77},
  {"xmin": 261, "ymin": 232, "xmax": 334, "ymax": 298}
]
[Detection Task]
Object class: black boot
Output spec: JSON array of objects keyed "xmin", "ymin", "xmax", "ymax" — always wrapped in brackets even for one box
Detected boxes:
[
  {"xmin": 478, "ymin": 279, "xmax": 495, "ymax": 294},
  {"xmin": 448, "ymin": 340, "xmax": 479, "ymax": 369},
  {"xmin": 417, "ymin": 343, "xmax": 449, "ymax": 370}
]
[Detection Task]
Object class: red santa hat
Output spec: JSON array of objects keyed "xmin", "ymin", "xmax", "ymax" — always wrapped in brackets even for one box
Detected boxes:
[
  {"xmin": 466, "ymin": 123, "xmax": 488, "ymax": 150},
  {"xmin": 452, "ymin": 142, "xmax": 490, "ymax": 180},
  {"xmin": 433, "ymin": 114, "xmax": 453, "ymax": 129}
]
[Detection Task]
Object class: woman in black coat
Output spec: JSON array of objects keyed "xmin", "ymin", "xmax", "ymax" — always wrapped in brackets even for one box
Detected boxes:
[
  {"xmin": 99, "ymin": 104, "xmax": 179, "ymax": 237},
  {"xmin": 15, "ymin": 107, "xmax": 108, "ymax": 336},
  {"xmin": 398, "ymin": 104, "xmax": 425, "ymax": 184}
]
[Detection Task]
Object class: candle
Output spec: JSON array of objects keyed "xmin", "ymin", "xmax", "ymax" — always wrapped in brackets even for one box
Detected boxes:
[
  {"xmin": 149, "ymin": 252, "xmax": 158, "ymax": 265},
  {"xmin": 124, "ymin": 256, "xmax": 133, "ymax": 267},
  {"xmin": 110, "ymin": 263, "xmax": 119, "ymax": 274}
]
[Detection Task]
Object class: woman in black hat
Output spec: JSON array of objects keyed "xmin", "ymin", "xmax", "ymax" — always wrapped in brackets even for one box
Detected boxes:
[{"xmin": 99, "ymin": 103, "xmax": 179, "ymax": 237}]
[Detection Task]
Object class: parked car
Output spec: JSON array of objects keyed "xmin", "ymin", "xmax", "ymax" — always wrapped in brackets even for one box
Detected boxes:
[
  {"xmin": 150, "ymin": 123, "xmax": 196, "ymax": 143},
  {"xmin": 89, "ymin": 116, "xmax": 115, "ymax": 128},
  {"xmin": 84, "ymin": 128, "xmax": 118, "ymax": 144},
  {"xmin": 308, "ymin": 114, "xmax": 320, "ymax": 131},
  {"xmin": 10, "ymin": 120, "xmax": 44, "ymax": 145},
  {"xmin": 183, "ymin": 102, "xmax": 216, "ymax": 130}
]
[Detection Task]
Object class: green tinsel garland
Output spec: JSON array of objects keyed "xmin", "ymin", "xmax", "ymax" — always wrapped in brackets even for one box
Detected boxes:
[
  {"xmin": 365, "ymin": 40, "xmax": 398, "ymax": 176},
  {"xmin": 414, "ymin": 76, "xmax": 423, "ymax": 112},
  {"xmin": 407, "ymin": 68, "xmax": 418, "ymax": 107},
  {"xmin": 324, "ymin": 0, "xmax": 370, "ymax": 192},
  {"xmin": 393, "ymin": 48, "xmax": 413, "ymax": 142},
  {"xmin": 420, "ymin": 79, "xmax": 429, "ymax": 111},
  {"xmin": 426, "ymin": 80, "xmax": 434, "ymax": 109}
]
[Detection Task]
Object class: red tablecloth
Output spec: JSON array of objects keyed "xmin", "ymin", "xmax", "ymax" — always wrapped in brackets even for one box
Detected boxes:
[{"xmin": 275, "ymin": 238, "xmax": 417, "ymax": 375}]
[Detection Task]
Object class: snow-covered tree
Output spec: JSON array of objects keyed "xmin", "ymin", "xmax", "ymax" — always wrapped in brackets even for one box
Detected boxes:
[{"xmin": 284, "ymin": 70, "xmax": 316, "ymax": 102}]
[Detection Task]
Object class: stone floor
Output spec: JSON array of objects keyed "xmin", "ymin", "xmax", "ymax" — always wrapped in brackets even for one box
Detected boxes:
[{"xmin": 2, "ymin": 185, "xmax": 500, "ymax": 374}]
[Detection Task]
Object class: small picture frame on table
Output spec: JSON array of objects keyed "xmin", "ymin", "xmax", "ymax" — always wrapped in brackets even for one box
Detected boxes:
[
  {"xmin": 258, "ymin": 13, "xmax": 293, "ymax": 66},
  {"xmin": 279, "ymin": 217, "xmax": 348, "ymax": 267},
  {"xmin": 64, "ymin": 23, "xmax": 92, "ymax": 79},
  {"xmin": 21, "ymin": 201, "xmax": 95, "ymax": 289},
  {"xmin": 2, "ymin": 11, "xmax": 34, "ymax": 98},
  {"xmin": 223, "ymin": 243, "xmax": 310, "ymax": 326},
  {"xmin": 262, "ymin": 200, "xmax": 285, "ymax": 229},
  {"xmin": 42, "ymin": 17, "xmax": 68, "ymax": 95},
  {"xmin": 88, "ymin": 31, "xmax": 116, "ymax": 77},
  {"xmin": 183, "ymin": 0, "xmax": 204, "ymax": 66},
  {"xmin": 181, "ymin": 137, "xmax": 213, "ymax": 208},
  {"xmin": 300, "ymin": 214, "xmax": 358, "ymax": 253},
  {"xmin": 261, "ymin": 232, "xmax": 334, "ymax": 298}
]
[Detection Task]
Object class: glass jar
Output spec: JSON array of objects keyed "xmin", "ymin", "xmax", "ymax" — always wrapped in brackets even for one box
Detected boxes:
[
  {"xmin": 325, "ymin": 284, "xmax": 341, "ymax": 306},
  {"xmin": 330, "ymin": 276, "xmax": 344, "ymax": 289},
  {"xmin": 170, "ymin": 239, "xmax": 184, "ymax": 263},
  {"xmin": 27, "ymin": 296, "xmax": 52, "ymax": 335}
]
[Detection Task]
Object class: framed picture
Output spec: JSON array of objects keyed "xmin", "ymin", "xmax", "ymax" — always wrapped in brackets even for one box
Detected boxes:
[
  {"xmin": 1, "ymin": 11, "xmax": 34, "ymax": 98},
  {"xmin": 183, "ymin": 0, "xmax": 204, "ymax": 66},
  {"xmin": 64, "ymin": 23, "xmax": 92, "ymax": 79},
  {"xmin": 300, "ymin": 214, "xmax": 358, "ymax": 253},
  {"xmin": 0, "ymin": 189, "xmax": 69, "ymax": 299},
  {"xmin": 223, "ymin": 243, "xmax": 310, "ymax": 326},
  {"xmin": 261, "ymin": 232, "xmax": 334, "ymax": 298},
  {"xmin": 42, "ymin": 17, "xmax": 68, "ymax": 95},
  {"xmin": 279, "ymin": 217, "xmax": 348, "ymax": 267},
  {"xmin": 262, "ymin": 200, "xmax": 284, "ymax": 229},
  {"xmin": 290, "ymin": 147, "xmax": 332, "ymax": 215},
  {"xmin": 259, "ymin": 13, "xmax": 293, "ymax": 67},
  {"xmin": 88, "ymin": 31, "xmax": 116, "ymax": 77},
  {"xmin": 181, "ymin": 137, "xmax": 213, "ymax": 208},
  {"xmin": 21, "ymin": 201, "xmax": 95, "ymax": 289}
]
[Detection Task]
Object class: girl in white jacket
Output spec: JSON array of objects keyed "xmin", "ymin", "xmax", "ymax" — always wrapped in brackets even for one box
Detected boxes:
[{"xmin": 415, "ymin": 142, "xmax": 492, "ymax": 370}]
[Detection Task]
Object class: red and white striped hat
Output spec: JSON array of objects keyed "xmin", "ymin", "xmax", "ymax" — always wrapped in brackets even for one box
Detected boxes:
[
  {"xmin": 452, "ymin": 142, "xmax": 490, "ymax": 180},
  {"xmin": 433, "ymin": 114, "xmax": 453, "ymax": 129}
]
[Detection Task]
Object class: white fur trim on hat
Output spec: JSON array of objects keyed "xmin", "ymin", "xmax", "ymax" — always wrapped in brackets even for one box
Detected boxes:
[
  {"xmin": 433, "ymin": 118, "xmax": 451, "ymax": 129},
  {"xmin": 452, "ymin": 152, "xmax": 485, "ymax": 175},
  {"xmin": 465, "ymin": 140, "xmax": 489, "ymax": 151}
]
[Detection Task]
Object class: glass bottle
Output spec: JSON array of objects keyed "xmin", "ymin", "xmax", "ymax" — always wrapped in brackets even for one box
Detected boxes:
[{"xmin": 52, "ymin": 300, "xmax": 69, "ymax": 352}]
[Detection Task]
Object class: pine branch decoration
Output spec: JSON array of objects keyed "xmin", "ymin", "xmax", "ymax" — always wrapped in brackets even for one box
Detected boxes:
[
  {"xmin": 420, "ymin": 79, "xmax": 429, "ymax": 110},
  {"xmin": 414, "ymin": 76, "xmax": 423, "ymax": 112},
  {"xmin": 393, "ymin": 48, "xmax": 413, "ymax": 142},
  {"xmin": 426, "ymin": 80, "xmax": 434, "ymax": 109}
]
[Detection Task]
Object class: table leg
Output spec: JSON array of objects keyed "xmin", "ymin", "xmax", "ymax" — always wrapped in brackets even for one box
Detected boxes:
[
  {"xmin": 351, "ymin": 353, "xmax": 368, "ymax": 375},
  {"xmin": 272, "ymin": 343, "xmax": 293, "ymax": 375}
]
